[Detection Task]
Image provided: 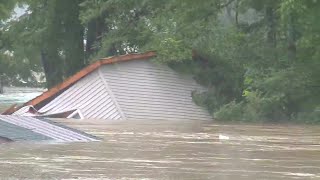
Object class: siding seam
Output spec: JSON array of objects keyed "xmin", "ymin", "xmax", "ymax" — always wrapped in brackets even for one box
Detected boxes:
[{"xmin": 98, "ymin": 68, "xmax": 126, "ymax": 120}]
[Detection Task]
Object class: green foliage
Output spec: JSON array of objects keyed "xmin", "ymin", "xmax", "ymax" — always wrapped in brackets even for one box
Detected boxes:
[
  {"xmin": 2, "ymin": 0, "xmax": 87, "ymax": 88},
  {"xmin": 214, "ymin": 101, "xmax": 244, "ymax": 122},
  {"xmin": 215, "ymin": 90, "xmax": 286, "ymax": 122},
  {"xmin": 80, "ymin": 0, "xmax": 163, "ymax": 60},
  {"xmin": 243, "ymin": 90, "xmax": 286, "ymax": 121},
  {"xmin": 0, "ymin": 0, "xmax": 42, "ymax": 86},
  {"xmin": 294, "ymin": 107, "xmax": 320, "ymax": 124},
  {"xmin": 0, "ymin": 0, "xmax": 319, "ymax": 123},
  {"xmin": 0, "ymin": 1, "xmax": 16, "ymax": 20},
  {"xmin": 216, "ymin": 0, "xmax": 320, "ymax": 123},
  {"xmin": 79, "ymin": 0, "xmax": 320, "ymax": 123}
]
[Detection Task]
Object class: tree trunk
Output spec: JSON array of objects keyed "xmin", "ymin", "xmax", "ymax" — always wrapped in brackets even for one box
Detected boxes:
[
  {"xmin": 265, "ymin": 5, "xmax": 276, "ymax": 48},
  {"xmin": 235, "ymin": 0, "xmax": 239, "ymax": 27},
  {"xmin": 85, "ymin": 10, "xmax": 109, "ymax": 61},
  {"xmin": 0, "ymin": 76, "xmax": 3, "ymax": 94},
  {"xmin": 41, "ymin": 0, "xmax": 64, "ymax": 88},
  {"xmin": 287, "ymin": 13, "xmax": 296, "ymax": 61},
  {"xmin": 265, "ymin": 4, "xmax": 278, "ymax": 62},
  {"xmin": 63, "ymin": 0, "xmax": 85, "ymax": 77},
  {"xmin": 41, "ymin": 49, "xmax": 63, "ymax": 89},
  {"xmin": 85, "ymin": 19, "xmax": 97, "ymax": 61}
]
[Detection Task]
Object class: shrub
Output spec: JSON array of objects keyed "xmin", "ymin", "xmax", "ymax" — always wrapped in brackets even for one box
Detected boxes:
[
  {"xmin": 294, "ymin": 107, "xmax": 320, "ymax": 124},
  {"xmin": 214, "ymin": 101, "xmax": 244, "ymax": 121},
  {"xmin": 214, "ymin": 90, "xmax": 288, "ymax": 122}
]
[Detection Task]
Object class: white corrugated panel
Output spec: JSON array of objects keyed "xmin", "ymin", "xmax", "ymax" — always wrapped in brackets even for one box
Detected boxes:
[
  {"xmin": 39, "ymin": 71, "xmax": 123, "ymax": 120},
  {"xmin": 0, "ymin": 115, "xmax": 97, "ymax": 142},
  {"xmin": 13, "ymin": 105, "xmax": 37, "ymax": 116},
  {"xmin": 100, "ymin": 60, "xmax": 212, "ymax": 121}
]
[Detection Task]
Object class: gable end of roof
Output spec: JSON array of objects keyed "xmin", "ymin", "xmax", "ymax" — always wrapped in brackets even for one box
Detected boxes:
[{"xmin": 2, "ymin": 51, "xmax": 156, "ymax": 115}]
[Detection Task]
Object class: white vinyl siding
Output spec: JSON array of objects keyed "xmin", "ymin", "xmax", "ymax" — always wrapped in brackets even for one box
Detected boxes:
[
  {"xmin": 100, "ymin": 60, "xmax": 212, "ymax": 121},
  {"xmin": 37, "ymin": 59, "xmax": 211, "ymax": 121},
  {"xmin": 39, "ymin": 71, "xmax": 122, "ymax": 120}
]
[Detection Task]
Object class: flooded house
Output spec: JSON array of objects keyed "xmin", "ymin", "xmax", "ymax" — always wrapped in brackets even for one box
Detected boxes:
[{"xmin": 3, "ymin": 52, "xmax": 212, "ymax": 121}]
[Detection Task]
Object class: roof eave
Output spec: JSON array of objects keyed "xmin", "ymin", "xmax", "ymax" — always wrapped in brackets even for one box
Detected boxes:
[{"xmin": 2, "ymin": 51, "xmax": 156, "ymax": 115}]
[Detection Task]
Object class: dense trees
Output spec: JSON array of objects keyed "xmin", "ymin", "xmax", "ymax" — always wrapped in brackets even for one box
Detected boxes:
[
  {"xmin": 1, "ymin": 0, "xmax": 86, "ymax": 88},
  {"xmin": 41, "ymin": 0, "xmax": 85, "ymax": 87},
  {"xmin": 0, "ymin": 1, "xmax": 19, "ymax": 92},
  {"xmin": 0, "ymin": 0, "xmax": 319, "ymax": 122}
]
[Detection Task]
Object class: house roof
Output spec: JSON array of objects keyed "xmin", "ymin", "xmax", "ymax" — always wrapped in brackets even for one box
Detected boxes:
[
  {"xmin": 0, "ymin": 118, "xmax": 50, "ymax": 142},
  {"xmin": 3, "ymin": 51, "xmax": 156, "ymax": 115},
  {"xmin": 0, "ymin": 115, "xmax": 98, "ymax": 142},
  {"xmin": 30, "ymin": 58, "xmax": 212, "ymax": 121}
]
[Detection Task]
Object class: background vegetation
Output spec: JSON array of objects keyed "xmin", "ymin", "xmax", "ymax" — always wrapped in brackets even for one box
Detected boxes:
[{"xmin": 0, "ymin": 0, "xmax": 319, "ymax": 123}]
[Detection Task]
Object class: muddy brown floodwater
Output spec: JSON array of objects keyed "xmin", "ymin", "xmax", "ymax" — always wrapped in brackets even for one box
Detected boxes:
[{"xmin": 0, "ymin": 119, "xmax": 320, "ymax": 180}]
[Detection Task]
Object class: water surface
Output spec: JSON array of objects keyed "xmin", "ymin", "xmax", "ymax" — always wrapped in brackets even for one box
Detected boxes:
[
  {"xmin": 0, "ymin": 87, "xmax": 43, "ymax": 111},
  {"xmin": 0, "ymin": 119, "xmax": 319, "ymax": 179}
]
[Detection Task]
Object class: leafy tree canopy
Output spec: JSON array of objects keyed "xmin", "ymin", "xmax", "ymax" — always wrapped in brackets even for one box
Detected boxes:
[{"xmin": 1, "ymin": 0, "xmax": 319, "ymax": 122}]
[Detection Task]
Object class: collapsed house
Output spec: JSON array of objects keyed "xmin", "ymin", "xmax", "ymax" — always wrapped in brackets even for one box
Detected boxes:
[{"xmin": 3, "ymin": 52, "xmax": 212, "ymax": 121}]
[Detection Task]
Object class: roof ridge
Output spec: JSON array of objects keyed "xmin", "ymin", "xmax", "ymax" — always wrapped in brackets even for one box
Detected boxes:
[{"xmin": 2, "ymin": 51, "xmax": 156, "ymax": 115}]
